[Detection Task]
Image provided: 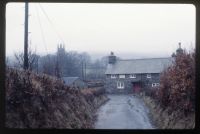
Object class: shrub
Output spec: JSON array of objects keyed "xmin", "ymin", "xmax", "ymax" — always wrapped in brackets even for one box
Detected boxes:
[
  {"xmin": 6, "ymin": 68, "xmax": 106, "ymax": 128},
  {"xmin": 156, "ymin": 50, "xmax": 195, "ymax": 114}
]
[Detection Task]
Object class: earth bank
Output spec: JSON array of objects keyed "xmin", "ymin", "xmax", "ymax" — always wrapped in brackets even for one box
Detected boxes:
[
  {"xmin": 141, "ymin": 93, "xmax": 195, "ymax": 129},
  {"xmin": 6, "ymin": 68, "xmax": 108, "ymax": 128}
]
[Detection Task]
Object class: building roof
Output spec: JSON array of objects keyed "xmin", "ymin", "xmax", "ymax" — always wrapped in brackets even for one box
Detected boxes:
[
  {"xmin": 62, "ymin": 77, "xmax": 80, "ymax": 86},
  {"xmin": 105, "ymin": 57, "xmax": 174, "ymax": 74}
]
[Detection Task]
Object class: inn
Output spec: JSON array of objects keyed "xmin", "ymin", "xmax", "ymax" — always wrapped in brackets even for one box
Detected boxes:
[{"xmin": 104, "ymin": 43, "xmax": 183, "ymax": 94}]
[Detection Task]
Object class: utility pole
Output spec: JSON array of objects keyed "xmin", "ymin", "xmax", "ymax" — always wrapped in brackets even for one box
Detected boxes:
[
  {"xmin": 55, "ymin": 53, "xmax": 60, "ymax": 78},
  {"xmin": 84, "ymin": 62, "xmax": 86, "ymax": 81},
  {"xmin": 24, "ymin": 1, "xmax": 29, "ymax": 70},
  {"xmin": 36, "ymin": 56, "xmax": 39, "ymax": 74},
  {"xmin": 82, "ymin": 61, "xmax": 84, "ymax": 80}
]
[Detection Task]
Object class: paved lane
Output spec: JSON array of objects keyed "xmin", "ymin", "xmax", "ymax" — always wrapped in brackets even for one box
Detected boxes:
[{"xmin": 94, "ymin": 94, "xmax": 155, "ymax": 129}]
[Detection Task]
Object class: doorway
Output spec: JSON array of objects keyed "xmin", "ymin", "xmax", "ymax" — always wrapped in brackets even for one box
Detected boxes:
[{"xmin": 132, "ymin": 82, "xmax": 141, "ymax": 93}]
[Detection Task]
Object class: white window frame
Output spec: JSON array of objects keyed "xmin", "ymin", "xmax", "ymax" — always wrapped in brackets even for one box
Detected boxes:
[
  {"xmin": 152, "ymin": 83, "xmax": 156, "ymax": 87},
  {"xmin": 111, "ymin": 74, "xmax": 117, "ymax": 79},
  {"xmin": 130, "ymin": 74, "xmax": 136, "ymax": 78},
  {"xmin": 119, "ymin": 74, "xmax": 125, "ymax": 79},
  {"xmin": 152, "ymin": 83, "xmax": 160, "ymax": 87},
  {"xmin": 147, "ymin": 74, "xmax": 151, "ymax": 78},
  {"xmin": 117, "ymin": 81, "xmax": 124, "ymax": 89}
]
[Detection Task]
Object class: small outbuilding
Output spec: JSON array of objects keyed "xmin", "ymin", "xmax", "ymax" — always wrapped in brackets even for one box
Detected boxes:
[{"xmin": 62, "ymin": 77, "xmax": 87, "ymax": 89}]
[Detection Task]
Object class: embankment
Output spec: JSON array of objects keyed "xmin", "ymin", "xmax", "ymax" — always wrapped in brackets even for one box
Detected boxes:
[
  {"xmin": 141, "ymin": 94, "xmax": 195, "ymax": 129},
  {"xmin": 6, "ymin": 68, "xmax": 108, "ymax": 128}
]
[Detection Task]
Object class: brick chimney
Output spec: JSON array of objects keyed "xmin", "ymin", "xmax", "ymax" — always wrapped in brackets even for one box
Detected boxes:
[{"xmin": 108, "ymin": 51, "xmax": 116, "ymax": 64}]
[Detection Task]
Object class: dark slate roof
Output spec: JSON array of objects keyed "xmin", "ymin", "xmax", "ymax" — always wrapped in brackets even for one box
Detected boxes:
[
  {"xmin": 105, "ymin": 57, "xmax": 174, "ymax": 74},
  {"xmin": 62, "ymin": 77, "xmax": 79, "ymax": 86}
]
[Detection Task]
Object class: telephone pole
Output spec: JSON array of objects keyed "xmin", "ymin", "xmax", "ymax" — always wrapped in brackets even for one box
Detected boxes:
[
  {"xmin": 24, "ymin": 1, "xmax": 29, "ymax": 70},
  {"xmin": 82, "ymin": 61, "xmax": 84, "ymax": 80},
  {"xmin": 84, "ymin": 62, "xmax": 86, "ymax": 80}
]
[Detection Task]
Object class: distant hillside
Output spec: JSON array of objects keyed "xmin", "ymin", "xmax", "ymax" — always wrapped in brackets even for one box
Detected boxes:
[{"xmin": 6, "ymin": 68, "xmax": 108, "ymax": 128}]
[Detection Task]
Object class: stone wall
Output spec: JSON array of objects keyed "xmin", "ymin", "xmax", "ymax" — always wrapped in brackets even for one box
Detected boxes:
[{"xmin": 105, "ymin": 73, "xmax": 160, "ymax": 94}]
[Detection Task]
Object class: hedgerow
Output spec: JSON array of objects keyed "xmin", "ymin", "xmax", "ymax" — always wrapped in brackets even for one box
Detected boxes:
[
  {"xmin": 155, "ymin": 50, "xmax": 195, "ymax": 115},
  {"xmin": 6, "ymin": 68, "xmax": 107, "ymax": 128}
]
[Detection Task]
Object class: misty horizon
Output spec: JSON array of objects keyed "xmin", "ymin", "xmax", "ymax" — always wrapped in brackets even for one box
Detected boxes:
[
  {"xmin": 6, "ymin": 3, "xmax": 195, "ymax": 60},
  {"xmin": 6, "ymin": 49, "xmax": 178, "ymax": 62}
]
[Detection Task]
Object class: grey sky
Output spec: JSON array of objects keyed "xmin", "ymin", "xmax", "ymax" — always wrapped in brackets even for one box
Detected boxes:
[{"xmin": 6, "ymin": 3, "xmax": 195, "ymax": 60}]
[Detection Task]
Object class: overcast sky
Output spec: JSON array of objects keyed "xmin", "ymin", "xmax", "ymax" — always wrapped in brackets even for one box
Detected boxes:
[{"xmin": 6, "ymin": 3, "xmax": 195, "ymax": 60}]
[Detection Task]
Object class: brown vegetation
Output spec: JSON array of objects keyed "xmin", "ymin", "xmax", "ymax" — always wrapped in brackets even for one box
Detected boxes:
[
  {"xmin": 142, "ymin": 96, "xmax": 195, "ymax": 129},
  {"xmin": 158, "ymin": 50, "xmax": 195, "ymax": 114},
  {"xmin": 142, "ymin": 50, "xmax": 195, "ymax": 128},
  {"xmin": 6, "ymin": 68, "xmax": 108, "ymax": 128}
]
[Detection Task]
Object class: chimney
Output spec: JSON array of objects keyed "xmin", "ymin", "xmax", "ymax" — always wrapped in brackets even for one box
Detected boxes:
[
  {"xmin": 108, "ymin": 51, "xmax": 116, "ymax": 64},
  {"xmin": 178, "ymin": 42, "xmax": 181, "ymax": 48},
  {"xmin": 176, "ymin": 42, "xmax": 183, "ymax": 55}
]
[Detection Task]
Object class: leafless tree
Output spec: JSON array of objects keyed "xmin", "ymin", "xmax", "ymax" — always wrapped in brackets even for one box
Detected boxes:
[{"xmin": 14, "ymin": 48, "xmax": 40, "ymax": 71}]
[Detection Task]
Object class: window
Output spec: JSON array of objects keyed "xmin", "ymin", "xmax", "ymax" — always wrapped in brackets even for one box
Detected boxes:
[
  {"xmin": 117, "ymin": 81, "xmax": 124, "ymax": 89},
  {"xmin": 152, "ymin": 83, "xmax": 156, "ymax": 87},
  {"xmin": 111, "ymin": 74, "xmax": 117, "ymax": 78},
  {"xmin": 156, "ymin": 83, "xmax": 160, "ymax": 86},
  {"xmin": 130, "ymin": 74, "xmax": 136, "ymax": 78},
  {"xmin": 119, "ymin": 74, "xmax": 125, "ymax": 78},
  {"xmin": 106, "ymin": 74, "xmax": 110, "ymax": 78},
  {"xmin": 152, "ymin": 83, "xmax": 160, "ymax": 87},
  {"xmin": 147, "ymin": 74, "xmax": 151, "ymax": 78}
]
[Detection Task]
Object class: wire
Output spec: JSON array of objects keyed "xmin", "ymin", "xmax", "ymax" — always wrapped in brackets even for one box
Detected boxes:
[
  {"xmin": 35, "ymin": 4, "xmax": 49, "ymax": 56},
  {"xmin": 38, "ymin": 4, "xmax": 65, "ymax": 45},
  {"xmin": 34, "ymin": 4, "xmax": 52, "ymax": 68}
]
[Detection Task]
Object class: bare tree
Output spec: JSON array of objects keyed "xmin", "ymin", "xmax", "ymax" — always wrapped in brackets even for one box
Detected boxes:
[
  {"xmin": 39, "ymin": 54, "xmax": 56, "ymax": 76},
  {"xmin": 86, "ymin": 57, "xmax": 107, "ymax": 80},
  {"xmin": 14, "ymin": 48, "xmax": 39, "ymax": 71}
]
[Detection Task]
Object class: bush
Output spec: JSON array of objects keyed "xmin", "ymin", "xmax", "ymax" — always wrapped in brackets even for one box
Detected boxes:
[
  {"xmin": 156, "ymin": 50, "xmax": 195, "ymax": 115},
  {"xmin": 5, "ymin": 68, "xmax": 106, "ymax": 128},
  {"xmin": 143, "ymin": 86, "xmax": 159, "ymax": 104}
]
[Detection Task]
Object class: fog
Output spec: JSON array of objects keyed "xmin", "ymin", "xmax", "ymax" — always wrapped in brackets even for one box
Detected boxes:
[{"xmin": 6, "ymin": 3, "xmax": 195, "ymax": 60}]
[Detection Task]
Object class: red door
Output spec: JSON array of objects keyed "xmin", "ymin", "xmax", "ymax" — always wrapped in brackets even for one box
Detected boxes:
[{"xmin": 133, "ymin": 83, "xmax": 141, "ymax": 93}]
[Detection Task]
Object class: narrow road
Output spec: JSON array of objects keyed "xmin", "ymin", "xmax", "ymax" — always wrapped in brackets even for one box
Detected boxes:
[{"xmin": 94, "ymin": 94, "xmax": 155, "ymax": 129}]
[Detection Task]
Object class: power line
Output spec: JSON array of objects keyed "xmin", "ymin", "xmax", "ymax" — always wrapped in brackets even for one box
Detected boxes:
[
  {"xmin": 34, "ymin": 4, "xmax": 52, "ymax": 70},
  {"xmin": 35, "ymin": 4, "xmax": 49, "ymax": 56},
  {"xmin": 38, "ymin": 4, "xmax": 65, "ymax": 45}
]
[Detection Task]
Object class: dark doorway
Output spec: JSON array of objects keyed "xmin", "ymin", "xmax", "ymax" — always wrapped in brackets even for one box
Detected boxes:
[{"xmin": 132, "ymin": 81, "xmax": 142, "ymax": 93}]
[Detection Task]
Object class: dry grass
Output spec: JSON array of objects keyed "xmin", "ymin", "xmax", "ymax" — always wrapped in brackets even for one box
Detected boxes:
[{"xmin": 6, "ymin": 68, "xmax": 107, "ymax": 128}]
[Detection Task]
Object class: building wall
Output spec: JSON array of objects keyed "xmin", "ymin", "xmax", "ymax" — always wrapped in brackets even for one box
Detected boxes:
[
  {"xmin": 72, "ymin": 79, "xmax": 87, "ymax": 89},
  {"xmin": 104, "ymin": 73, "xmax": 160, "ymax": 94}
]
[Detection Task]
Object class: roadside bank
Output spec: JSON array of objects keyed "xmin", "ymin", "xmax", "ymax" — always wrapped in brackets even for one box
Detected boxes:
[{"xmin": 141, "ymin": 93, "xmax": 195, "ymax": 129}]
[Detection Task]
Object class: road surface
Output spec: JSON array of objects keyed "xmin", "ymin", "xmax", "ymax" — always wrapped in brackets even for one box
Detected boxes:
[{"xmin": 94, "ymin": 94, "xmax": 155, "ymax": 129}]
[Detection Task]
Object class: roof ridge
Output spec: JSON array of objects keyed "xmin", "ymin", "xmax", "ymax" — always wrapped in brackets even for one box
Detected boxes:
[
  {"xmin": 62, "ymin": 76, "xmax": 79, "ymax": 78},
  {"xmin": 118, "ymin": 57, "xmax": 172, "ymax": 61}
]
